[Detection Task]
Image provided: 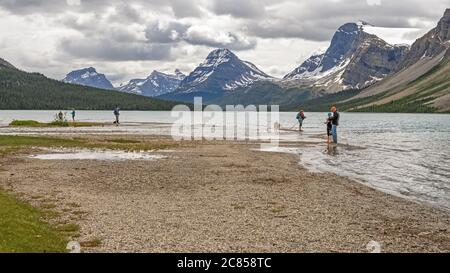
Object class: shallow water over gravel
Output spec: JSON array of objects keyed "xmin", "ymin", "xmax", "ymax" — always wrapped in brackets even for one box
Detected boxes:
[{"xmin": 29, "ymin": 149, "xmax": 166, "ymax": 161}]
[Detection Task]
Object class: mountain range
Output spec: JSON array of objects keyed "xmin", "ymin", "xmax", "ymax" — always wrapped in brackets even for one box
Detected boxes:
[
  {"xmin": 2, "ymin": 9, "xmax": 449, "ymax": 112},
  {"xmin": 0, "ymin": 62, "xmax": 179, "ymax": 110},
  {"xmin": 212, "ymin": 9, "xmax": 450, "ymax": 112},
  {"xmin": 160, "ymin": 49, "xmax": 274, "ymax": 102},
  {"xmin": 118, "ymin": 69, "xmax": 185, "ymax": 97}
]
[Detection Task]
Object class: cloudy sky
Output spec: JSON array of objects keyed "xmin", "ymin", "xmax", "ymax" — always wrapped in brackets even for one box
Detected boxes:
[{"xmin": 0, "ymin": 0, "xmax": 448, "ymax": 85}]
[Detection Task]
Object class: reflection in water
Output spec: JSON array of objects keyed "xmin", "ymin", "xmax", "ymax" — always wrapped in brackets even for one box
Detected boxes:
[
  {"xmin": 326, "ymin": 144, "xmax": 338, "ymax": 156},
  {"xmin": 279, "ymin": 113, "xmax": 450, "ymax": 211}
]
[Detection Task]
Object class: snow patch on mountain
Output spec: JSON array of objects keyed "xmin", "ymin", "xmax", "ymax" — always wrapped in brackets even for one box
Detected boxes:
[
  {"xmin": 175, "ymin": 49, "xmax": 273, "ymax": 95},
  {"xmin": 283, "ymin": 22, "xmax": 409, "ymax": 92},
  {"xmin": 62, "ymin": 67, "xmax": 114, "ymax": 90},
  {"xmin": 118, "ymin": 70, "xmax": 185, "ymax": 97}
]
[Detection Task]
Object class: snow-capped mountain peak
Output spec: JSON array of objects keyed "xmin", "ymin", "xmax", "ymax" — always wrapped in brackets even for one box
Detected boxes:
[
  {"xmin": 118, "ymin": 70, "xmax": 185, "ymax": 97},
  {"xmin": 176, "ymin": 48, "xmax": 273, "ymax": 94},
  {"xmin": 283, "ymin": 22, "xmax": 409, "ymax": 93},
  {"xmin": 62, "ymin": 67, "xmax": 114, "ymax": 90},
  {"xmin": 200, "ymin": 48, "xmax": 235, "ymax": 68},
  {"xmin": 357, "ymin": 20, "xmax": 374, "ymax": 28}
]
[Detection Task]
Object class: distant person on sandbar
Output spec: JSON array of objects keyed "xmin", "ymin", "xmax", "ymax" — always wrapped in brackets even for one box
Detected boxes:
[
  {"xmin": 71, "ymin": 109, "xmax": 76, "ymax": 122},
  {"xmin": 113, "ymin": 106, "xmax": 120, "ymax": 126},
  {"xmin": 58, "ymin": 111, "xmax": 64, "ymax": 121},
  {"xmin": 329, "ymin": 106, "xmax": 340, "ymax": 144},
  {"xmin": 296, "ymin": 110, "xmax": 306, "ymax": 132}
]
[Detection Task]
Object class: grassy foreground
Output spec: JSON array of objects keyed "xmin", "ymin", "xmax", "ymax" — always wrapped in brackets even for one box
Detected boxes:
[
  {"xmin": 0, "ymin": 190, "xmax": 67, "ymax": 253},
  {"xmin": 0, "ymin": 135, "xmax": 174, "ymax": 156},
  {"xmin": 10, "ymin": 120, "xmax": 101, "ymax": 128},
  {"xmin": 0, "ymin": 134, "xmax": 176, "ymax": 252}
]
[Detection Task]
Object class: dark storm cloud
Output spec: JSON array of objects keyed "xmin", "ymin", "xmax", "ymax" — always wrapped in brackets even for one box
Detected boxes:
[
  {"xmin": 144, "ymin": 21, "xmax": 257, "ymax": 50},
  {"xmin": 1, "ymin": 0, "xmax": 447, "ymax": 42},
  {"xmin": 145, "ymin": 21, "xmax": 190, "ymax": 43},
  {"xmin": 184, "ymin": 28, "xmax": 256, "ymax": 50},
  {"xmin": 211, "ymin": 0, "xmax": 266, "ymax": 18},
  {"xmin": 107, "ymin": 3, "xmax": 145, "ymax": 23},
  {"xmin": 0, "ymin": 0, "xmax": 103, "ymax": 14},
  {"xmin": 239, "ymin": 0, "xmax": 449, "ymax": 41},
  {"xmin": 60, "ymin": 38, "xmax": 172, "ymax": 61},
  {"xmin": 0, "ymin": 0, "xmax": 204, "ymax": 18},
  {"xmin": 168, "ymin": 0, "xmax": 203, "ymax": 18}
]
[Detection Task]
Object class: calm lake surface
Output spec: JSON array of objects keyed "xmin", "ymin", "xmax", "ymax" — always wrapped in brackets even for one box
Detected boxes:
[{"xmin": 0, "ymin": 110, "xmax": 449, "ymax": 211}]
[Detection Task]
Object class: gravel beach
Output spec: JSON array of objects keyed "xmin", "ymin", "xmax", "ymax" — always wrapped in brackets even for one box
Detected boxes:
[{"xmin": 0, "ymin": 135, "xmax": 449, "ymax": 253}]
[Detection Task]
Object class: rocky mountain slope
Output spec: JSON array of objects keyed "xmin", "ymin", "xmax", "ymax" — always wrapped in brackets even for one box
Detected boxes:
[
  {"xmin": 118, "ymin": 70, "xmax": 185, "ymax": 97},
  {"xmin": 0, "ymin": 58, "xmax": 16, "ymax": 70},
  {"xmin": 62, "ymin": 67, "xmax": 114, "ymax": 90},
  {"xmin": 160, "ymin": 49, "xmax": 274, "ymax": 102},
  {"xmin": 345, "ymin": 9, "xmax": 450, "ymax": 112},
  {"xmin": 283, "ymin": 22, "xmax": 409, "ymax": 94},
  {"xmin": 0, "ymin": 59, "xmax": 180, "ymax": 110}
]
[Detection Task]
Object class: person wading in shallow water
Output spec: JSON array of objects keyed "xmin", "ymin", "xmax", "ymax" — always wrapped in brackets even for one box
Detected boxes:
[
  {"xmin": 329, "ymin": 106, "xmax": 340, "ymax": 144},
  {"xmin": 325, "ymin": 112, "xmax": 333, "ymax": 144},
  {"xmin": 296, "ymin": 110, "xmax": 306, "ymax": 132},
  {"xmin": 113, "ymin": 107, "xmax": 120, "ymax": 126}
]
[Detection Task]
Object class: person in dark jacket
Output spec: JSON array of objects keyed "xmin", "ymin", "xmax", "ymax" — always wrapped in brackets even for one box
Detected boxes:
[
  {"xmin": 58, "ymin": 111, "xmax": 64, "ymax": 121},
  {"xmin": 325, "ymin": 112, "xmax": 333, "ymax": 144},
  {"xmin": 71, "ymin": 109, "xmax": 76, "ymax": 122},
  {"xmin": 113, "ymin": 107, "xmax": 120, "ymax": 126},
  {"xmin": 329, "ymin": 106, "xmax": 340, "ymax": 144}
]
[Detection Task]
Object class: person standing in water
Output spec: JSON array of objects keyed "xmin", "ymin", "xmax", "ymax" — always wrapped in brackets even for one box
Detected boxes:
[
  {"xmin": 325, "ymin": 112, "xmax": 333, "ymax": 144},
  {"xmin": 296, "ymin": 110, "xmax": 306, "ymax": 132},
  {"xmin": 329, "ymin": 106, "xmax": 340, "ymax": 144},
  {"xmin": 71, "ymin": 109, "xmax": 76, "ymax": 122},
  {"xmin": 113, "ymin": 106, "xmax": 120, "ymax": 126}
]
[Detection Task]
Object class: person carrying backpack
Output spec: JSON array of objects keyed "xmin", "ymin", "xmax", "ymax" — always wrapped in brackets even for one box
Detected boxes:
[
  {"xmin": 329, "ymin": 106, "xmax": 340, "ymax": 144},
  {"xmin": 296, "ymin": 110, "xmax": 306, "ymax": 132}
]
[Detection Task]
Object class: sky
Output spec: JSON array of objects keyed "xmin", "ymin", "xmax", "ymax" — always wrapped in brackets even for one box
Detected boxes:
[{"xmin": 0, "ymin": 0, "xmax": 448, "ymax": 85}]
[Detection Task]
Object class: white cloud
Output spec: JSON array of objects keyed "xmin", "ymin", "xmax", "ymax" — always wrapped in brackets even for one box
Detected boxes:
[{"xmin": 0, "ymin": 0, "xmax": 448, "ymax": 83}]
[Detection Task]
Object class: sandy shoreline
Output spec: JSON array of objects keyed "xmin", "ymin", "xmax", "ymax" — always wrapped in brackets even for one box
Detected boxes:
[{"xmin": 0, "ymin": 135, "xmax": 449, "ymax": 253}]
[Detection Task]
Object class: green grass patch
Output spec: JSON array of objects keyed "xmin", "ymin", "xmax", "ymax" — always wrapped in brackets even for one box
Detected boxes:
[
  {"xmin": 10, "ymin": 120, "xmax": 101, "ymax": 128},
  {"xmin": 0, "ymin": 189, "xmax": 68, "ymax": 253},
  {"xmin": 0, "ymin": 135, "xmax": 174, "ymax": 156},
  {"xmin": 106, "ymin": 138, "xmax": 142, "ymax": 144},
  {"xmin": 9, "ymin": 120, "xmax": 41, "ymax": 126},
  {"xmin": 0, "ymin": 135, "xmax": 85, "ymax": 148}
]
